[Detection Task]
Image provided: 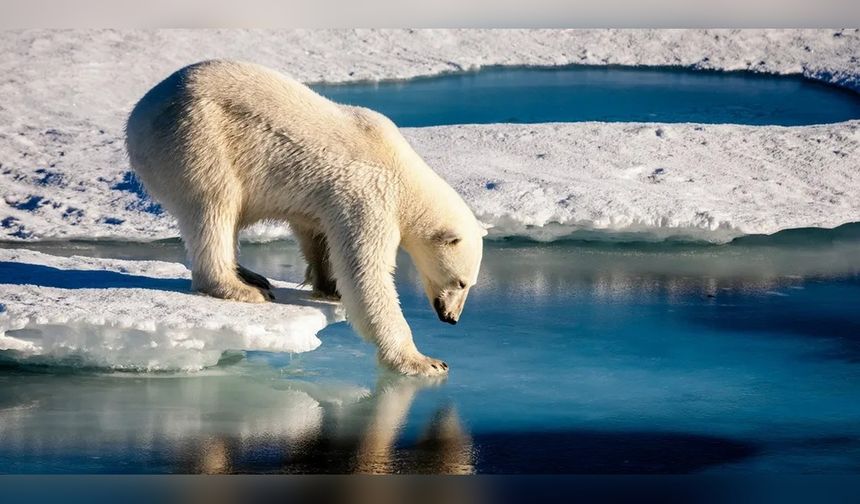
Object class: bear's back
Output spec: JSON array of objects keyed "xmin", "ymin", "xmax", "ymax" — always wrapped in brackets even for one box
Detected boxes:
[
  {"xmin": 129, "ymin": 61, "xmax": 405, "ymax": 166},
  {"xmin": 130, "ymin": 60, "xmax": 345, "ymax": 136}
]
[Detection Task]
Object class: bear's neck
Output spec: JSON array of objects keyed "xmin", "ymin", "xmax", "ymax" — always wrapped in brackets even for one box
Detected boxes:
[{"xmin": 397, "ymin": 163, "xmax": 464, "ymax": 252}]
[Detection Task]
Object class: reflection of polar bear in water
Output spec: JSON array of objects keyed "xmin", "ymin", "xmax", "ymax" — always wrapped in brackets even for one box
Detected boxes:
[
  {"xmin": 0, "ymin": 369, "xmax": 472, "ymax": 475},
  {"xmin": 195, "ymin": 376, "xmax": 474, "ymax": 476},
  {"xmin": 126, "ymin": 61, "xmax": 486, "ymax": 376}
]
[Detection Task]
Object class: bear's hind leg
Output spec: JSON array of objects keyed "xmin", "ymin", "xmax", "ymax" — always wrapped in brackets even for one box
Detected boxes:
[
  {"xmin": 293, "ymin": 225, "xmax": 340, "ymax": 300},
  {"xmin": 181, "ymin": 200, "xmax": 273, "ymax": 303}
]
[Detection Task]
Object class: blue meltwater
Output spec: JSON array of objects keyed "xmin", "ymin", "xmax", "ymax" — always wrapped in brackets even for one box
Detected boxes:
[
  {"xmin": 1, "ymin": 231, "xmax": 859, "ymax": 473},
  {"xmin": 313, "ymin": 66, "xmax": 860, "ymax": 127}
]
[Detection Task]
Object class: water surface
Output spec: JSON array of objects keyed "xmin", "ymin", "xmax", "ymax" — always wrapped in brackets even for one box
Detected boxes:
[
  {"xmin": 2, "ymin": 233, "xmax": 860, "ymax": 474},
  {"xmin": 312, "ymin": 66, "xmax": 860, "ymax": 126}
]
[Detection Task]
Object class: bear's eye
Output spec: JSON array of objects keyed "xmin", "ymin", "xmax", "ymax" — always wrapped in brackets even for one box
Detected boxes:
[{"xmin": 457, "ymin": 280, "xmax": 467, "ymax": 289}]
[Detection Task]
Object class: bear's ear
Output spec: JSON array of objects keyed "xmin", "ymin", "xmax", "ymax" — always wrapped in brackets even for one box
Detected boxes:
[{"xmin": 433, "ymin": 229, "xmax": 462, "ymax": 246}]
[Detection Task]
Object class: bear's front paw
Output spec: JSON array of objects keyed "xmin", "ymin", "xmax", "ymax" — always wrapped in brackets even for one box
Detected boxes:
[{"xmin": 386, "ymin": 351, "xmax": 449, "ymax": 377}]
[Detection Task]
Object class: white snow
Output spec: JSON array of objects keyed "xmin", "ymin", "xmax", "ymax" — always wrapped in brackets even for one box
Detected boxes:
[
  {"xmin": 2, "ymin": 119, "xmax": 857, "ymax": 243},
  {"xmin": 0, "ymin": 248, "xmax": 344, "ymax": 370},
  {"xmin": 1, "ymin": 29, "xmax": 859, "ymax": 243},
  {"xmin": 407, "ymin": 121, "xmax": 860, "ymax": 241}
]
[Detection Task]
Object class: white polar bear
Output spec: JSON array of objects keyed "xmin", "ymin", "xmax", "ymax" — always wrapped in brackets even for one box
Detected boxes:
[{"xmin": 126, "ymin": 60, "xmax": 486, "ymax": 376}]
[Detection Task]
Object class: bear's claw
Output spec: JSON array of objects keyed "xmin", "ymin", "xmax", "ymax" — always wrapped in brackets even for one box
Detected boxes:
[{"xmin": 237, "ymin": 264, "xmax": 272, "ymax": 290}]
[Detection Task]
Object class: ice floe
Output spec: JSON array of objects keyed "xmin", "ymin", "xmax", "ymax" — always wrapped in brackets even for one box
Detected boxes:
[
  {"xmin": 2, "ymin": 120, "xmax": 857, "ymax": 243},
  {"xmin": 0, "ymin": 249, "xmax": 344, "ymax": 370},
  {"xmin": 1, "ymin": 29, "xmax": 859, "ymax": 242},
  {"xmin": 407, "ymin": 121, "xmax": 860, "ymax": 241}
]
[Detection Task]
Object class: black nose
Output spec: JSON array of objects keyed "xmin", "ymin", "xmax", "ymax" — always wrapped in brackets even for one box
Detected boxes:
[{"xmin": 433, "ymin": 298, "xmax": 457, "ymax": 324}]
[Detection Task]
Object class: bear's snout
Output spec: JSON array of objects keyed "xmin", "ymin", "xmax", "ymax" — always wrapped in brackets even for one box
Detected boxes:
[{"xmin": 433, "ymin": 297, "xmax": 458, "ymax": 325}]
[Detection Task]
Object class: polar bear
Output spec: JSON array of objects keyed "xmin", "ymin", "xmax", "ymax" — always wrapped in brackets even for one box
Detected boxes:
[{"xmin": 126, "ymin": 60, "xmax": 485, "ymax": 376}]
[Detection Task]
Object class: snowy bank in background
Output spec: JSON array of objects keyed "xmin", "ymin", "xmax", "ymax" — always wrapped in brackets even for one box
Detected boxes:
[
  {"xmin": 408, "ymin": 121, "xmax": 860, "ymax": 241},
  {"xmin": 2, "ymin": 121, "xmax": 858, "ymax": 243},
  {"xmin": 1, "ymin": 29, "xmax": 859, "ymax": 242},
  {"xmin": 0, "ymin": 249, "xmax": 343, "ymax": 370}
]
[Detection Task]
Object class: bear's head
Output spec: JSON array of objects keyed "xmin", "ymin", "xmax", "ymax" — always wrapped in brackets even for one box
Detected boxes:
[{"xmin": 409, "ymin": 222, "xmax": 487, "ymax": 325}]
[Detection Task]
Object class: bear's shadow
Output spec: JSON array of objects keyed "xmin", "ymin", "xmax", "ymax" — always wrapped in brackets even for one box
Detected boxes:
[{"xmin": 0, "ymin": 260, "xmax": 331, "ymax": 310}]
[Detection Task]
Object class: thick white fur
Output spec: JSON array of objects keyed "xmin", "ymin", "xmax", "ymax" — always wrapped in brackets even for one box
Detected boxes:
[{"xmin": 126, "ymin": 60, "xmax": 485, "ymax": 376}]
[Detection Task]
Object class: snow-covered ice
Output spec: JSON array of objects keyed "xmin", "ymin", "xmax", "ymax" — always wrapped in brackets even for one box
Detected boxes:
[
  {"xmin": 2, "ymin": 120, "xmax": 857, "ymax": 243},
  {"xmin": 1, "ymin": 29, "xmax": 859, "ymax": 243},
  {"xmin": 0, "ymin": 248, "xmax": 344, "ymax": 370},
  {"xmin": 408, "ymin": 121, "xmax": 860, "ymax": 241}
]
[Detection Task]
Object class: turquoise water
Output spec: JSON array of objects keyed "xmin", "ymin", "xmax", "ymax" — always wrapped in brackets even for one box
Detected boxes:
[
  {"xmin": 2, "ymin": 231, "xmax": 860, "ymax": 473},
  {"xmin": 312, "ymin": 66, "xmax": 860, "ymax": 126}
]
